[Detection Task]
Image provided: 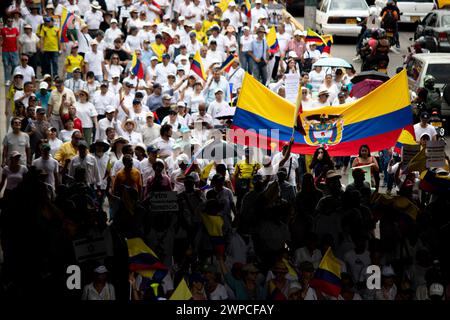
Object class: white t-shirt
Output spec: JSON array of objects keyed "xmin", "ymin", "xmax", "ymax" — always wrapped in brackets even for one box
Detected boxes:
[
  {"xmin": 2, "ymin": 165, "xmax": 28, "ymax": 190},
  {"xmin": 344, "ymin": 250, "xmax": 371, "ymax": 284},
  {"xmin": 84, "ymin": 50, "xmax": 104, "ymax": 77},
  {"xmin": 13, "ymin": 65, "xmax": 35, "ymax": 83},
  {"xmin": 75, "ymin": 101, "xmax": 98, "ymax": 128},
  {"xmin": 240, "ymin": 34, "xmax": 254, "ymax": 52},
  {"xmin": 413, "ymin": 123, "xmax": 437, "ymax": 142},
  {"xmin": 84, "ymin": 10, "xmax": 103, "ymax": 30},
  {"xmin": 32, "ymin": 157, "xmax": 59, "ymax": 187},
  {"xmin": 155, "ymin": 63, "xmax": 177, "ymax": 85},
  {"xmin": 309, "ymin": 69, "xmax": 326, "ymax": 93},
  {"xmin": 2, "ymin": 132, "xmax": 30, "ymax": 166},
  {"xmin": 152, "ymin": 137, "xmax": 175, "ymax": 157},
  {"xmin": 208, "ymin": 284, "xmax": 229, "ymax": 300},
  {"xmin": 125, "ymin": 35, "xmax": 142, "ymax": 52},
  {"xmin": 207, "ymin": 100, "xmax": 229, "ymax": 125},
  {"xmin": 272, "ymin": 153, "xmax": 299, "ymax": 186},
  {"xmin": 59, "ymin": 129, "xmax": 80, "ymax": 143},
  {"xmin": 49, "ymin": 138, "xmax": 63, "ymax": 157}
]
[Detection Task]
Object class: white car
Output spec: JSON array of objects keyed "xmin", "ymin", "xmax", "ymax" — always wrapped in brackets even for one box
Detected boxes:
[
  {"xmin": 376, "ymin": 0, "xmax": 437, "ymax": 24},
  {"xmin": 405, "ymin": 53, "xmax": 450, "ymax": 116},
  {"xmin": 316, "ymin": 0, "xmax": 370, "ymax": 37}
]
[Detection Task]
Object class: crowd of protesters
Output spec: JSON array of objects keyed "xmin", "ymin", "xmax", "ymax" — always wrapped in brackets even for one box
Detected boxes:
[{"xmin": 0, "ymin": 0, "xmax": 450, "ymax": 301}]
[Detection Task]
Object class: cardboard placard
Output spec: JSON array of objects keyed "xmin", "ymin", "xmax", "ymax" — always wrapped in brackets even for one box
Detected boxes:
[
  {"xmin": 73, "ymin": 237, "xmax": 107, "ymax": 263},
  {"xmin": 284, "ymin": 73, "xmax": 300, "ymax": 104},
  {"xmin": 149, "ymin": 191, "xmax": 179, "ymax": 212},
  {"xmin": 426, "ymin": 140, "xmax": 446, "ymax": 168},
  {"xmin": 401, "ymin": 144, "xmax": 421, "ymax": 164}
]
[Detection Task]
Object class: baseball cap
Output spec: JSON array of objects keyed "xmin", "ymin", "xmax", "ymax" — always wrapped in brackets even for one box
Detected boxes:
[
  {"xmin": 177, "ymin": 101, "xmax": 186, "ymax": 108},
  {"xmin": 24, "ymin": 24, "xmax": 32, "ymax": 29},
  {"xmin": 41, "ymin": 143, "xmax": 51, "ymax": 151},
  {"xmin": 90, "ymin": 39, "xmax": 98, "ymax": 46},
  {"xmin": 162, "ymin": 53, "xmax": 170, "ymax": 59},
  {"xmin": 147, "ymin": 145, "xmax": 159, "ymax": 153},
  {"xmin": 429, "ymin": 283, "xmax": 444, "ymax": 297},
  {"xmin": 10, "ymin": 151, "xmax": 21, "ymax": 159},
  {"xmin": 111, "ymin": 18, "xmax": 118, "ymax": 24},
  {"xmin": 146, "ymin": 111, "xmax": 154, "ymax": 118},
  {"xmin": 94, "ymin": 265, "xmax": 108, "ymax": 274},
  {"xmin": 14, "ymin": 70, "xmax": 24, "ymax": 78},
  {"xmin": 132, "ymin": 99, "xmax": 141, "ymax": 105},
  {"xmin": 214, "ymin": 88, "xmax": 224, "ymax": 94},
  {"xmin": 162, "ymin": 94, "xmax": 172, "ymax": 100},
  {"xmin": 105, "ymin": 105, "xmax": 116, "ymax": 113},
  {"xmin": 39, "ymin": 82, "xmax": 49, "ymax": 90},
  {"xmin": 420, "ymin": 111, "xmax": 430, "ymax": 119},
  {"xmin": 150, "ymin": 56, "xmax": 159, "ymax": 61}
]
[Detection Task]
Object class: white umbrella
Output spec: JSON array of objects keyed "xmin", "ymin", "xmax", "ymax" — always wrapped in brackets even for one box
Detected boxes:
[{"xmin": 312, "ymin": 57, "xmax": 352, "ymax": 69}]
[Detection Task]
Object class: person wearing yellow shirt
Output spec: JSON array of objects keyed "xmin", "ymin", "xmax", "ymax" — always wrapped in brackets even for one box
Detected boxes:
[
  {"xmin": 150, "ymin": 34, "xmax": 167, "ymax": 62},
  {"xmin": 39, "ymin": 17, "xmax": 60, "ymax": 77},
  {"xmin": 54, "ymin": 131, "xmax": 82, "ymax": 176},
  {"xmin": 64, "ymin": 43, "xmax": 85, "ymax": 79},
  {"xmin": 233, "ymin": 147, "xmax": 262, "ymax": 211},
  {"xmin": 194, "ymin": 22, "xmax": 208, "ymax": 45},
  {"xmin": 202, "ymin": 11, "xmax": 219, "ymax": 34}
]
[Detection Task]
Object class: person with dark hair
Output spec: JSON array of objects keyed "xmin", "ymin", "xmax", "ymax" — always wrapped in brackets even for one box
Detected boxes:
[
  {"xmin": 345, "ymin": 168, "xmax": 372, "ymax": 206},
  {"xmin": 113, "ymin": 154, "xmax": 143, "ymax": 199},
  {"xmin": 352, "ymin": 144, "xmax": 380, "ymax": 192},
  {"xmin": 152, "ymin": 124, "xmax": 175, "ymax": 159},
  {"xmin": 2, "ymin": 116, "xmax": 31, "ymax": 167},
  {"xmin": 309, "ymin": 147, "xmax": 334, "ymax": 187},
  {"xmin": 145, "ymin": 159, "xmax": 172, "ymax": 195}
]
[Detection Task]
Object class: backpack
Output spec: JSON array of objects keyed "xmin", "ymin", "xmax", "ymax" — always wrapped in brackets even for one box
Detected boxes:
[{"xmin": 383, "ymin": 9, "xmax": 398, "ymax": 27}]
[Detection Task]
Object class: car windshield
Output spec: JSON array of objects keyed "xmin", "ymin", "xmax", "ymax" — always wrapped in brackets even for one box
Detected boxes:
[
  {"xmin": 426, "ymin": 63, "xmax": 450, "ymax": 85},
  {"xmin": 442, "ymin": 15, "xmax": 450, "ymax": 27},
  {"xmin": 329, "ymin": 0, "xmax": 367, "ymax": 10}
]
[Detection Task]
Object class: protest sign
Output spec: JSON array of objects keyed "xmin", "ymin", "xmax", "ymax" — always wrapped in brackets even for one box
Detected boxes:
[
  {"xmin": 73, "ymin": 237, "xmax": 108, "ymax": 263},
  {"xmin": 149, "ymin": 191, "xmax": 179, "ymax": 212},
  {"xmin": 284, "ymin": 73, "xmax": 300, "ymax": 104},
  {"xmin": 426, "ymin": 140, "xmax": 446, "ymax": 168},
  {"xmin": 402, "ymin": 144, "xmax": 421, "ymax": 164}
]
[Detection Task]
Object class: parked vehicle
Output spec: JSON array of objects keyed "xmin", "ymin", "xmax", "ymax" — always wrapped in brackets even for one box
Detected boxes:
[
  {"xmin": 316, "ymin": 0, "xmax": 370, "ymax": 36},
  {"xmin": 376, "ymin": 0, "xmax": 437, "ymax": 24},
  {"xmin": 414, "ymin": 10, "xmax": 450, "ymax": 52},
  {"xmin": 405, "ymin": 53, "xmax": 450, "ymax": 117}
]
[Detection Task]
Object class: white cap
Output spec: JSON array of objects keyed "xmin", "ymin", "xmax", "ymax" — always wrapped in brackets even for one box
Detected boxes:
[
  {"xmin": 105, "ymin": 105, "xmax": 116, "ymax": 113},
  {"xmin": 228, "ymin": 1, "xmax": 236, "ymax": 6},
  {"xmin": 214, "ymin": 88, "xmax": 224, "ymax": 94},
  {"xmin": 243, "ymin": 26, "xmax": 250, "ymax": 31},
  {"xmin": 294, "ymin": 29, "xmax": 304, "ymax": 36},
  {"xmin": 111, "ymin": 70, "xmax": 121, "ymax": 78},
  {"xmin": 163, "ymin": 14, "xmax": 170, "ymax": 20},
  {"xmin": 150, "ymin": 56, "xmax": 159, "ymax": 61},
  {"xmin": 429, "ymin": 283, "xmax": 444, "ymax": 296},
  {"xmin": 111, "ymin": 18, "xmax": 118, "ymax": 24},
  {"xmin": 13, "ymin": 70, "xmax": 24, "ymax": 77},
  {"xmin": 178, "ymin": 16, "xmax": 185, "ymax": 21},
  {"xmin": 177, "ymin": 153, "xmax": 190, "ymax": 164},
  {"xmin": 178, "ymin": 55, "xmax": 188, "ymax": 61},
  {"xmin": 288, "ymin": 51, "xmax": 298, "ymax": 58},
  {"xmin": 39, "ymin": 82, "xmax": 49, "ymax": 90},
  {"xmin": 94, "ymin": 265, "xmax": 108, "ymax": 274},
  {"xmin": 381, "ymin": 265, "xmax": 395, "ymax": 277},
  {"xmin": 255, "ymin": 0, "xmax": 262, "ymax": 3},
  {"xmin": 90, "ymin": 39, "xmax": 98, "ymax": 46},
  {"xmin": 259, "ymin": 15, "xmax": 267, "ymax": 21}
]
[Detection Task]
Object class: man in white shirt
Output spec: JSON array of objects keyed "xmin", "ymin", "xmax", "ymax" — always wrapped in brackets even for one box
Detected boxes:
[
  {"xmin": 222, "ymin": 1, "xmax": 241, "ymax": 30},
  {"xmin": 413, "ymin": 112, "xmax": 437, "ymax": 142},
  {"xmin": 208, "ymin": 88, "xmax": 229, "ymax": 126},
  {"xmin": 208, "ymin": 26, "xmax": 227, "ymax": 53},
  {"xmin": 13, "ymin": 54, "xmax": 35, "ymax": 84},
  {"xmin": 25, "ymin": 6, "xmax": 44, "ymax": 33},
  {"xmin": 251, "ymin": 0, "xmax": 268, "ymax": 30},
  {"xmin": 272, "ymin": 142, "xmax": 299, "ymax": 186},
  {"xmin": 311, "ymin": 90, "xmax": 331, "ymax": 109},
  {"xmin": 84, "ymin": 40, "xmax": 105, "ymax": 82},
  {"xmin": 189, "ymin": 100, "xmax": 212, "ymax": 123},
  {"xmin": 227, "ymin": 59, "xmax": 245, "ymax": 96},
  {"xmin": 32, "ymin": 143, "xmax": 59, "ymax": 190},
  {"xmin": 186, "ymin": 31, "xmax": 202, "ymax": 56},
  {"xmin": 68, "ymin": 140, "xmax": 102, "ymax": 189},
  {"xmin": 178, "ymin": 0, "xmax": 192, "ymax": 20},
  {"xmin": 94, "ymin": 83, "xmax": 118, "ymax": 117},
  {"xmin": 96, "ymin": 105, "xmax": 124, "ymax": 142},
  {"xmin": 155, "ymin": 53, "xmax": 177, "ymax": 85},
  {"xmin": 64, "ymin": 68, "xmax": 85, "ymax": 94},
  {"xmin": 84, "ymin": 1, "xmax": 104, "ymax": 37},
  {"xmin": 142, "ymin": 112, "xmax": 161, "ymax": 146},
  {"xmin": 104, "ymin": 19, "xmax": 123, "ymax": 48},
  {"xmin": 206, "ymin": 40, "xmax": 226, "ymax": 67},
  {"xmin": 151, "ymin": 124, "xmax": 175, "ymax": 158},
  {"xmin": 185, "ymin": 0, "xmax": 204, "ymax": 25}
]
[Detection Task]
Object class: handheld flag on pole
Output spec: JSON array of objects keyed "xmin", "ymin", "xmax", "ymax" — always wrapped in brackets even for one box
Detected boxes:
[
  {"xmin": 310, "ymin": 247, "xmax": 342, "ymax": 297},
  {"xmin": 191, "ymin": 51, "xmax": 207, "ymax": 80},
  {"xmin": 305, "ymin": 28, "xmax": 326, "ymax": 45},
  {"xmin": 170, "ymin": 278, "xmax": 192, "ymax": 300},
  {"xmin": 317, "ymin": 34, "xmax": 334, "ymax": 54},
  {"xmin": 60, "ymin": 6, "xmax": 75, "ymax": 43},
  {"xmin": 127, "ymin": 238, "xmax": 168, "ymax": 281},
  {"xmin": 266, "ymin": 26, "xmax": 280, "ymax": 54},
  {"xmin": 131, "ymin": 51, "xmax": 144, "ymax": 79},
  {"xmin": 293, "ymin": 86, "xmax": 306, "ymax": 137},
  {"xmin": 220, "ymin": 54, "xmax": 236, "ymax": 73},
  {"xmin": 244, "ymin": 0, "xmax": 251, "ymax": 18}
]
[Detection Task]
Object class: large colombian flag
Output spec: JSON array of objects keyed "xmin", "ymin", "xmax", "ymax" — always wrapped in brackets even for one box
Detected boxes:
[
  {"xmin": 310, "ymin": 248, "xmax": 342, "ymax": 297},
  {"xmin": 231, "ymin": 70, "xmax": 413, "ymax": 156},
  {"xmin": 60, "ymin": 6, "xmax": 75, "ymax": 43}
]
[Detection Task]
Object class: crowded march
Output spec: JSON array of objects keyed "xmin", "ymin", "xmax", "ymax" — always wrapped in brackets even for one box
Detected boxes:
[{"xmin": 0, "ymin": 0, "xmax": 450, "ymax": 301}]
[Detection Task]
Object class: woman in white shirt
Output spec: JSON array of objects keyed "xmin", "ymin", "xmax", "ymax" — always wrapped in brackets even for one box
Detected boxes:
[
  {"xmin": 0, "ymin": 152, "xmax": 28, "ymax": 197},
  {"xmin": 224, "ymin": 26, "xmax": 238, "ymax": 54},
  {"xmin": 82, "ymin": 266, "xmax": 116, "ymax": 301},
  {"xmin": 308, "ymin": 66, "xmax": 325, "ymax": 94},
  {"xmin": 284, "ymin": 58, "xmax": 300, "ymax": 76},
  {"xmin": 105, "ymin": 54, "xmax": 124, "ymax": 81},
  {"xmin": 125, "ymin": 27, "xmax": 142, "ymax": 52},
  {"xmin": 104, "ymin": 20, "xmax": 123, "ymax": 48},
  {"xmin": 319, "ymin": 73, "xmax": 339, "ymax": 102},
  {"xmin": 239, "ymin": 26, "xmax": 254, "ymax": 73},
  {"xmin": 47, "ymin": 127, "xmax": 63, "ymax": 156},
  {"xmin": 186, "ymin": 81, "xmax": 206, "ymax": 114},
  {"xmin": 75, "ymin": 89, "xmax": 98, "ymax": 145}
]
